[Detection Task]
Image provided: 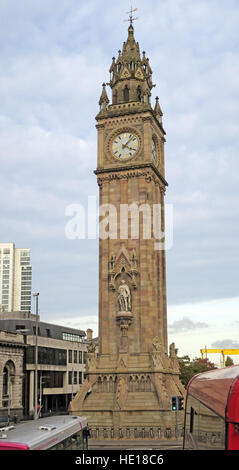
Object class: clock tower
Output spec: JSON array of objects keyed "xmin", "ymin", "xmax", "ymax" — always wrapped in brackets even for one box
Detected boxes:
[{"xmin": 70, "ymin": 22, "xmax": 185, "ymax": 441}]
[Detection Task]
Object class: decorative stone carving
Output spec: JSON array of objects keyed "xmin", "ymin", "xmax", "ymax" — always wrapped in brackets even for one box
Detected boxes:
[
  {"xmin": 68, "ymin": 375, "xmax": 98, "ymax": 411},
  {"xmin": 169, "ymin": 342, "xmax": 178, "ymax": 358},
  {"xmin": 169, "ymin": 342, "xmax": 180, "ymax": 373},
  {"xmin": 118, "ymin": 280, "xmax": 131, "ymax": 312},
  {"xmin": 108, "ymin": 245, "xmax": 139, "ymax": 291},
  {"xmin": 88, "ymin": 340, "xmax": 96, "ymax": 354},
  {"xmin": 152, "ymin": 336, "xmax": 164, "ymax": 353},
  {"xmin": 86, "ymin": 341, "xmax": 97, "ymax": 371},
  {"xmin": 116, "ymin": 375, "xmax": 128, "ymax": 410},
  {"xmin": 152, "ymin": 373, "xmax": 170, "ymax": 408},
  {"xmin": 152, "ymin": 336, "xmax": 171, "ymax": 370},
  {"xmin": 116, "ymin": 316, "xmax": 133, "ymax": 352},
  {"xmin": 113, "ymin": 249, "xmax": 135, "ymax": 351},
  {"xmin": 96, "ymin": 167, "xmax": 166, "ymax": 189}
]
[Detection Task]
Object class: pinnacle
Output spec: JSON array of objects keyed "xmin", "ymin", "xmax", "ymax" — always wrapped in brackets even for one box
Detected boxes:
[{"xmin": 99, "ymin": 83, "xmax": 109, "ymax": 105}]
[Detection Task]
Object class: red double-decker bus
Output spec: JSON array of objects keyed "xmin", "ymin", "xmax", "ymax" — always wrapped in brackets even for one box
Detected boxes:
[{"xmin": 183, "ymin": 365, "xmax": 239, "ymax": 450}]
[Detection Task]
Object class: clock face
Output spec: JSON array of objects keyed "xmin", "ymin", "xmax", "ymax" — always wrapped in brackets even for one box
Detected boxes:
[
  {"xmin": 152, "ymin": 139, "xmax": 157, "ymax": 163},
  {"xmin": 112, "ymin": 132, "xmax": 139, "ymax": 159}
]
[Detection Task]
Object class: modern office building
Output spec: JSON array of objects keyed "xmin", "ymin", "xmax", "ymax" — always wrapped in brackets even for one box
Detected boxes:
[
  {"xmin": 0, "ymin": 312, "xmax": 91, "ymax": 418},
  {"xmin": 0, "ymin": 243, "xmax": 32, "ymax": 314}
]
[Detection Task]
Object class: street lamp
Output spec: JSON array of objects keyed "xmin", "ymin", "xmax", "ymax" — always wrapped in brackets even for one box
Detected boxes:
[
  {"xmin": 33, "ymin": 293, "xmax": 39, "ymax": 420},
  {"xmin": 38, "ymin": 375, "xmax": 49, "ymax": 418}
]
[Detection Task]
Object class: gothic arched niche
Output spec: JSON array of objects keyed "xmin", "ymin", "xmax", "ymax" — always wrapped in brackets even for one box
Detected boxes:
[{"xmin": 108, "ymin": 245, "xmax": 138, "ymax": 292}]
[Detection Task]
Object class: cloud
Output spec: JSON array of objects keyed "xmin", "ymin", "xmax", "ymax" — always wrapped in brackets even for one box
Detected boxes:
[
  {"xmin": 168, "ymin": 316, "xmax": 208, "ymax": 333},
  {"xmin": 48, "ymin": 314, "xmax": 98, "ymax": 337},
  {"xmin": 211, "ymin": 339, "xmax": 239, "ymax": 349}
]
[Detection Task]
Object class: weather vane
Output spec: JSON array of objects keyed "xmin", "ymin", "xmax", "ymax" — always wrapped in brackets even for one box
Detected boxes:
[{"xmin": 124, "ymin": 6, "xmax": 139, "ymax": 26}]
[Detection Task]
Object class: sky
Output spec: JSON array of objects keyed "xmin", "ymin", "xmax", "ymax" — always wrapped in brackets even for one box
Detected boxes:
[{"xmin": 0, "ymin": 0, "xmax": 239, "ymax": 363}]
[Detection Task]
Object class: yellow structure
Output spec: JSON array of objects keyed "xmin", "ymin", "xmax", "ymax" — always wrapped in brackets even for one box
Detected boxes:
[{"xmin": 201, "ymin": 349, "xmax": 239, "ymax": 367}]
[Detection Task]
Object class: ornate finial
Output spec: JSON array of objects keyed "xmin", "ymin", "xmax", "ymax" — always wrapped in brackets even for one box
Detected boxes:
[
  {"xmin": 154, "ymin": 96, "xmax": 163, "ymax": 123},
  {"xmin": 124, "ymin": 6, "xmax": 139, "ymax": 26},
  {"xmin": 99, "ymin": 83, "xmax": 109, "ymax": 110}
]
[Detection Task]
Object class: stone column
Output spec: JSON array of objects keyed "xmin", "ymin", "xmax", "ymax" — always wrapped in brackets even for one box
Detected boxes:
[{"xmin": 29, "ymin": 370, "xmax": 34, "ymax": 415}]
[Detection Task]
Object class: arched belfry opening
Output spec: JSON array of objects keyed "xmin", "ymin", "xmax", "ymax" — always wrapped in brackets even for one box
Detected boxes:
[
  {"xmin": 137, "ymin": 85, "xmax": 141, "ymax": 102},
  {"xmin": 113, "ymin": 90, "xmax": 118, "ymax": 105},
  {"xmin": 123, "ymin": 85, "xmax": 129, "ymax": 102}
]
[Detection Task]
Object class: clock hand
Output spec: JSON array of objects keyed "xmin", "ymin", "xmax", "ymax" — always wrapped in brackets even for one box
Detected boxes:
[
  {"xmin": 124, "ymin": 145, "xmax": 136, "ymax": 151},
  {"xmin": 122, "ymin": 135, "xmax": 134, "ymax": 148}
]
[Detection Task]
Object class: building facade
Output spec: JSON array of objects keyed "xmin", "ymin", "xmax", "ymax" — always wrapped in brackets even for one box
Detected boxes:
[
  {"xmin": 70, "ymin": 22, "xmax": 185, "ymax": 440},
  {"xmin": 0, "ymin": 312, "xmax": 90, "ymax": 418},
  {"xmin": 0, "ymin": 243, "xmax": 32, "ymax": 313},
  {"xmin": 0, "ymin": 329, "xmax": 25, "ymax": 422}
]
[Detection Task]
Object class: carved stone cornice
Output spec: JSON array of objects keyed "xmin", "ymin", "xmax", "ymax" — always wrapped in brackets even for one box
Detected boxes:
[
  {"xmin": 96, "ymin": 123, "xmax": 105, "ymax": 129},
  {"xmin": 95, "ymin": 163, "xmax": 168, "ymax": 188},
  {"xmin": 95, "ymin": 107, "xmax": 166, "ymax": 135}
]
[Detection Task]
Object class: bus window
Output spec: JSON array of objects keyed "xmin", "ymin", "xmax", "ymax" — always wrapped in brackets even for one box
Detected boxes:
[
  {"xmin": 83, "ymin": 428, "xmax": 90, "ymax": 450},
  {"xmin": 71, "ymin": 431, "xmax": 83, "ymax": 450},
  {"xmin": 190, "ymin": 407, "xmax": 195, "ymax": 433},
  {"xmin": 184, "ymin": 394, "xmax": 225, "ymax": 450},
  {"xmin": 184, "ymin": 395, "xmax": 200, "ymax": 449},
  {"xmin": 197, "ymin": 401, "xmax": 225, "ymax": 449},
  {"xmin": 51, "ymin": 431, "xmax": 84, "ymax": 450}
]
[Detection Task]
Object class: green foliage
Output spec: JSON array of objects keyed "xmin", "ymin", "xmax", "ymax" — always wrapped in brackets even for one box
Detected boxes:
[
  {"xmin": 225, "ymin": 356, "xmax": 234, "ymax": 367},
  {"xmin": 179, "ymin": 356, "xmax": 216, "ymax": 388}
]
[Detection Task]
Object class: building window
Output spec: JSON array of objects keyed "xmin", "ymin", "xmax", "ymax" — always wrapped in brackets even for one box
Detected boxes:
[
  {"xmin": 68, "ymin": 371, "xmax": 72, "ymax": 385},
  {"xmin": 68, "ymin": 350, "xmax": 72, "ymax": 363},
  {"xmin": 25, "ymin": 347, "xmax": 67, "ymax": 366},
  {"xmin": 83, "ymin": 352, "xmax": 87, "ymax": 364},
  {"xmin": 74, "ymin": 372, "xmax": 77, "ymax": 384},
  {"xmin": 62, "ymin": 332, "xmax": 83, "ymax": 343},
  {"xmin": 79, "ymin": 351, "xmax": 82, "ymax": 363},
  {"xmin": 2, "ymin": 366, "xmax": 8, "ymax": 396},
  {"xmin": 79, "ymin": 372, "xmax": 83, "ymax": 384},
  {"xmin": 16, "ymin": 325, "xmax": 25, "ymax": 331},
  {"xmin": 43, "ymin": 372, "xmax": 63, "ymax": 388},
  {"xmin": 74, "ymin": 351, "xmax": 77, "ymax": 363},
  {"xmin": 2, "ymin": 361, "xmax": 15, "ymax": 401},
  {"xmin": 33, "ymin": 327, "xmax": 40, "ymax": 336}
]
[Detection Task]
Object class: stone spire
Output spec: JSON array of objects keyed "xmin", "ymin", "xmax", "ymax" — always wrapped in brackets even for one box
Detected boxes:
[
  {"xmin": 96, "ymin": 23, "xmax": 163, "ymax": 128},
  {"xmin": 99, "ymin": 82, "xmax": 109, "ymax": 111},
  {"xmin": 108, "ymin": 24, "xmax": 154, "ymax": 106},
  {"xmin": 154, "ymin": 96, "xmax": 163, "ymax": 124},
  {"xmin": 121, "ymin": 24, "xmax": 141, "ymax": 63}
]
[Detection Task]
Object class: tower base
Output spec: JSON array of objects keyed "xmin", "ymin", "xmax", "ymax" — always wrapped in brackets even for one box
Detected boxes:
[{"xmin": 69, "ymin": 343, "xmax": 185, "ymax": 441}]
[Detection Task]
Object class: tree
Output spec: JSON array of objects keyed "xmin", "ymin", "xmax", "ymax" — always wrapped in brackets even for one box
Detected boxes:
[
  {"xmin": 179, "ymin": 356, "xmax": 216, "ymax": 388},
  {"xmin": 225, "ymin": 356, "xmax": 234, "ymax": 367}
]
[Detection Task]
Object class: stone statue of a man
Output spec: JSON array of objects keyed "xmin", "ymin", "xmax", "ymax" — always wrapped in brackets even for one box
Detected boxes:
[{"xmin": 118, "ymin": 280, "xmax": 131, "ymax": 312}]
